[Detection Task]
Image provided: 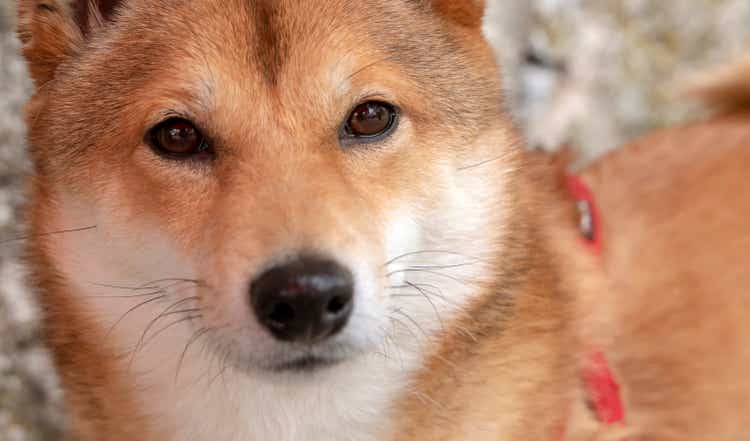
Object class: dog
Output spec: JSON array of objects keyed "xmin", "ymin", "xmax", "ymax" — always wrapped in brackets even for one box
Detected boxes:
[
  {"xmin": 17, "ymin": 0, "xmax": 586, "ymax": 439},
  {"xmin": 15, "ymin": 0, "xmax": 749, "ymax": 440}
]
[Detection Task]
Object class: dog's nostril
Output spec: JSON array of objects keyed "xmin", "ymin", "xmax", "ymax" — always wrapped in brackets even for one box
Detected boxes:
[
  {"xmin": 268, "ymin": 302, "xmax": 296, "ymax": 325},
  {"xmin": 327, "ymin": 296, "xmax": 346, "ymax": 314},
  {"xmin": 250, "ymin": 255, "xmax": 354, "ymax": 343}
]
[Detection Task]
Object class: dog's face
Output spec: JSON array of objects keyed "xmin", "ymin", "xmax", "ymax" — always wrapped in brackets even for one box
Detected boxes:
[{"xmin": 21, "ymin": 0, "xmax": 518, "ymax": 374}]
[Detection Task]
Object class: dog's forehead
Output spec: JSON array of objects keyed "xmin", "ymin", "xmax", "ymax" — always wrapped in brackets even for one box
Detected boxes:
[
  {"xmin": 124, "ymin": 0, "xmax": 426, "ymax": 73},
  {"xmin": 97, "ymin": 0, "xmax": 474, "ymax": 106},
  {"xmin": 91, "ymin": 1, "xmax": 416, "ymax": 96}
]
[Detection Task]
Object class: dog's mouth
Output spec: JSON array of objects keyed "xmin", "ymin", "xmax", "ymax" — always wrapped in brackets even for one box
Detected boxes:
[
  {"xmin": 221, "ymin": 339, "xmax": 365, "ymax": 375},
  {"xmin": 271, "ymin": 355, "xmax": 341, "ymax": 372}
]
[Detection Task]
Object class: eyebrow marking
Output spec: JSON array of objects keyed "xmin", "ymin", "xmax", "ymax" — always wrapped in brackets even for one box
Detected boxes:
[{"xmin": 251, "ymin": 0, "xmax": 287, "ymax": 85}]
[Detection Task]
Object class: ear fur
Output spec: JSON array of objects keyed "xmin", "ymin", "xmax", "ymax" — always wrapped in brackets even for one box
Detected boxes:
[
  {"xmin": 430, "ymin": 0, "xmax": 486, "ymax": 28},
  {"xmin": 16, "ymin": 0, "xmax": 122, "ymax": 87},
  {"xmin": 685, "ymin": 53, "xmax": 750, "ymax": 117}
]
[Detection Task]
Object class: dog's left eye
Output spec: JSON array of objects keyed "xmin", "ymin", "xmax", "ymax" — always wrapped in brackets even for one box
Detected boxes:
[
  {"xmin": 340, "ymin": 101, "xmax": 398, "ymax": 145},
  {"xmin": 147, "ymin": 118, "xmax": 213, "ymax": 160}
]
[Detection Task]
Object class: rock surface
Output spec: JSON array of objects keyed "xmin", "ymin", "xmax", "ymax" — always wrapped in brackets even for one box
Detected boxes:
[
  {"xmin": 1, "ymin": 2, "xmax": 68, "ymax": 440},
  {"xmin": 1, "ymin": 1, "xmax": 749, "ymax": 439},
  {"xmin": 487, "ymin": 0, "xmax": 750, "ymax": 161}
]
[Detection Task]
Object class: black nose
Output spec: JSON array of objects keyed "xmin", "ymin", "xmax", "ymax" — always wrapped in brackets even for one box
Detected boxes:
[{"xmin": 250, "ymin": 256, "xmax": 354, "ymax": 343}]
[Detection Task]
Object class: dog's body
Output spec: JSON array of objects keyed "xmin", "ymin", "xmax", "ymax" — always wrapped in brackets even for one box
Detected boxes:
[
  {"xmin": 548, "ymin": 58, "xmax": 750, "ymax": 440},
  {"xmin": 14, "ymin": 0, "xmax": 750, "ymax": 440},
  {"xmin": 574, "ymin": 111, "xmax": 750, "ymax": 440}
]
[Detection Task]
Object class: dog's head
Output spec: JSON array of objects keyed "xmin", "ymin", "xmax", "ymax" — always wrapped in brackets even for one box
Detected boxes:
[{"xmin": 20, "ymin": 0, "xmax": 521, "ymax": 374}]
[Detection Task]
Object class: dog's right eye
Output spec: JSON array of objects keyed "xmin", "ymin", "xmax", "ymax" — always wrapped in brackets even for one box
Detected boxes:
[{"xmin": 147, "ymin": 118, "xmax": 213, "ymax": 160}]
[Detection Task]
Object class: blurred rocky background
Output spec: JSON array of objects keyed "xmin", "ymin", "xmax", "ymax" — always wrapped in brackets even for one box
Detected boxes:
[
  {"xmin": 1, "ymin": 1, "xmax": 67, "ymax": 440},
  {"xmin": 1, "ymin": 0, "xmax": 750, "ymax": 439},
  {"xmin": 486, "ymin": 0, "xmax": 750, "ymax": 161}
]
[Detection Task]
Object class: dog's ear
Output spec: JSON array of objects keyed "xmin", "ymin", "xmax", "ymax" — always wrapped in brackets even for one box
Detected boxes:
[
  {"xmin": 17, "ymin": 0, "xmax": 123, "ymax": 87},
  {"xmin": 429, "ymin": 0, "xmax": 486, "ymax": 28}
]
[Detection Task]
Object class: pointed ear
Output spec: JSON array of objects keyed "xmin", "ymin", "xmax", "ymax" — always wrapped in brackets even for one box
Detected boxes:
[
  {"xmin": 17, "ymin": 0, "xmax": 123, "ymax": 87},
  {"xmin": 430, "ymin": 0, "xmax": 486, "ymax": 28}
]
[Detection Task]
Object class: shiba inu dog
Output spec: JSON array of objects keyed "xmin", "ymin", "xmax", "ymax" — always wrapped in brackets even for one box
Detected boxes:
[
  {"xmin": 17, "ymin": 1, "xmax": 583, "ymax": 439},
  {"xmin": 16, "ymin": 0, "xmax": 749, "ymax": 440}
]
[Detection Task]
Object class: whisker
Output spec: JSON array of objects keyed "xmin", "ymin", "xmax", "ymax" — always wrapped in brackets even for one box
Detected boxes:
[
  {"xmin": 386, "ymin": 268, "xmax": 475, "ymax": 286},
  {"xmin": 0, "ymin": 225, "xmax": 97, "ymax": 245},
  {"xmin": 89, "ymin": 278, "xmax": 202, "ymax": 292},
  {"xmin": 400, "ymin": 261, "xmax": 480, "ymax": 271},
  {"xmin": 389, "ymin": 282, "xmax": 463, "ymax": 309},
  {"xmin": 389, "ymin": 281, "xmax": 443, "ymax": 291},
  {"xmin": 382, "ymin": 322, "xmax": 408, "ymax": 368},
  {"xmin": 139, "ymin": 309, "xmax": 204, "ymax": 348},
  {"xmin": 404, "ymin": 281, "xmax": 445, "ymax": 332},
  {"xmin": 383, "ymin": 250, "xmax": 483, "ymax": 268},
  {"xmin": 457, "ymin": 154, "xmax": 508, "ymax": 171},
  {"xmin": 187, "ymin": 323, "xmax": 233, "ymax": 393},
  {"xmin": 389, "ymin": 282, "xmax": 447, "ymax": 299},
  {"xmin": 119, "ymin": 314, "xmax": 203, "ymax": 362},
  {"xmin": 90, "ymin": 290, "xmax": 165, "ymax": 300},
  {"xmin": 90, "ymin": 283, "xmax": 163, "ymax": 292},
  {"xmin": 393, "ymin": 308, "xmax": 430, "ymax": 341},
  {"xmin": 176, "ymin": 327, "xmax": 214, "ymax": 382},
  {"xmin": 127, "ymin": 297, "xmax": 200, "ymax": 367},
  {"xmin": 86, "ymin": 280, "xmax": 201, "ymax": 299},
  {"xmin": 206, "ymin": 348, "xmax": 233, "ymax": 391},
  {"xmin": 390, "ymin": 314, "xmax": 422, "ymax": 343},
  {"xmin": 106, "ymin": 294, "xmax": 166, "ymax": 336}
]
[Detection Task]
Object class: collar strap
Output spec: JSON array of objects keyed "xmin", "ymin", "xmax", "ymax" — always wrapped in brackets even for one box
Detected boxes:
[
  {"xmin": 563, "ymin": 174, "xmax": 626, "ymax": 436},
  {"xmin": 583, "ymin": 350, "xmax": 625, "ymax": 425},
  {"xmin": 565, "ymin": 174, "xmax": 602, "ymax": 256}
]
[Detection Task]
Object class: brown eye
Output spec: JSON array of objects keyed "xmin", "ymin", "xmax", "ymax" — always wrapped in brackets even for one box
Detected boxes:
[
  {"xmin": 148, "ymin": 118, "xmax": 212, "ymax": 159},
  {"xmin": 341, "ymin": 101, "xmax": 398, "ymax": 144}
]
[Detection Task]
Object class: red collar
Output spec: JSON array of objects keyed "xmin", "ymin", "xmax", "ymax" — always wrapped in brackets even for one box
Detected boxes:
[
  {"xmin": 562, "ymin": 174, "xmax": 625, "ymax": 435},
  {"xmin": 565, "ymin": 174, "xmax": 603, "ymax": 256},
  {"xmin": 582, "ymin": 350, "xmax": 625, "ymax": 424}
]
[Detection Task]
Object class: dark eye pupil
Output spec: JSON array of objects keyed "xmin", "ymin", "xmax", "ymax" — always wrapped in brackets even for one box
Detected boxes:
[
  {"xmin": 348, "ymin": 102, "xmax": 392, "ymax": 137},
  {"xmin": 164, "ymin": 123, "xmax": 198, "ymax": 153},
  {"xmin": 169, "ymin": 125, "xmax": 194, "ymax": 140}
]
